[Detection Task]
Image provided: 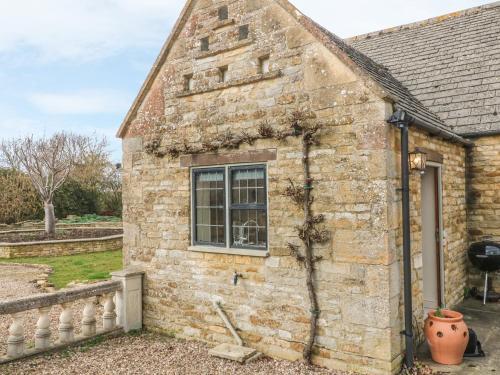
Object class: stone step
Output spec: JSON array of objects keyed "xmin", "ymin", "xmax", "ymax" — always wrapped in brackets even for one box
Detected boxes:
[{"xmin": 208, "ymin": 343, "xmax": 259, "ymax": 363}]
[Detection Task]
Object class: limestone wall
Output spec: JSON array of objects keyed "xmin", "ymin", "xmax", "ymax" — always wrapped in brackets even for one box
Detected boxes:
[
  {"xmin": 121, "ymin": 1, "xmax": 400, "ymax": 374},
  {"xmin": 387, "ymin": 127, "xmax": 468, "ymax": 350},
  {"xmin": 0, "ymin": 235, "xmax": 123, "ymax": 259},
  {"xmin": 467, "ymin": 134, "xmax": 500, "ymax": 292}
]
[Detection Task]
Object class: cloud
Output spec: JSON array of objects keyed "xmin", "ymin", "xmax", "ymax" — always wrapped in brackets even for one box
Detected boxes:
[
  {"xmin": 0, "ymin": 0, "xmax": 185, "ymax": 63},
  {"xmin": 0, "ymin": 0, "xmax": 492, "ymax": 64},
  {"xmin": 28, "ymin": 90, "xmax": 132, "ymax": 115}
]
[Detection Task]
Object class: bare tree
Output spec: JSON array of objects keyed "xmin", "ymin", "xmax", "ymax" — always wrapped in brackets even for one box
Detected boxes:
[{"xmin": 0, "ymin": 133, "xmax": 107, "ymax": 234}]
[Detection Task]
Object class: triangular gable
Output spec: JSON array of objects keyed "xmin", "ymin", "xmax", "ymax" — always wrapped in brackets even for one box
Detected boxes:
[{"xmin": 117, "ymin": 0, "xmax": 466, "ymax": 144}]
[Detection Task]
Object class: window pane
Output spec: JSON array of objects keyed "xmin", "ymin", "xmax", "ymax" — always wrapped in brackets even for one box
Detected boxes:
[
  {"xmin": 194, "ymin": 170, "xmax": 224, "ymax": 245},
  {"xmin": 231, "ymin": 209, "xmax": 267, "ymax": 248},
  {"xmin": 231, "ymin": 167, "xmax": 265, "ymax": 205}
]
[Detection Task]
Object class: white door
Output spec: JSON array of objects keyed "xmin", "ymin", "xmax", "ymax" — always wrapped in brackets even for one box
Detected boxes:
[{"xmin": 421, "ymin": 166, "xmax": 442, "ymax": 312}]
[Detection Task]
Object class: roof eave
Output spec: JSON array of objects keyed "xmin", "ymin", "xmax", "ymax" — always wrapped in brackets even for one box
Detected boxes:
[
  {"xmin": 457, "ymin": 129, "xmax": 500, "ymax": 139},
  {"xmin": 116, "ymin": 0, "xmax": 196, "ymax": 138},
  {"xmin": 396, "ymin": 107, "xmax": 474, "ymax": 147}
]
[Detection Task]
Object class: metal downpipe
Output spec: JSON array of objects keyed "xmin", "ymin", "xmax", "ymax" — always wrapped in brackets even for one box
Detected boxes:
[
  {"xmin": 388, "ymin": 109, "xmax": 414, "ymax": 369},
  {"xmin": 401, "ymin": 123, "xmax": 414, "ymax": 368}
]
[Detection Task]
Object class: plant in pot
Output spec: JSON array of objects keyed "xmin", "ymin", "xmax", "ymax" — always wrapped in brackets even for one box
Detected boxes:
[{"xmin": 424, "ymin": 307, "xmax": 469, "ymax": 365}]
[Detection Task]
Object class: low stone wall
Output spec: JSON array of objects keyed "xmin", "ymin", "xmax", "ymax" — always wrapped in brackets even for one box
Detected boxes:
[
  {"xmin": 0, "ymin": 235, "xmax": 123, "ymax": 259},
  {"xmin": 0, "ymin": 222, "xmax": 123, "ymax": 230}
]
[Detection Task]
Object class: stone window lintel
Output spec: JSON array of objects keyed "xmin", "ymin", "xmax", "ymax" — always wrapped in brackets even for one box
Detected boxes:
[{"xmin": 180, "ymin": 149, "xmax": 277, "ymax": 168}]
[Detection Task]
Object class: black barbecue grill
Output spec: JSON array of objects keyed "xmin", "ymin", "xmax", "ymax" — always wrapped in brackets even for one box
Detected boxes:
[{"xmin": 468, "ymin": 241, "xmax": 500, "ymax": 304}]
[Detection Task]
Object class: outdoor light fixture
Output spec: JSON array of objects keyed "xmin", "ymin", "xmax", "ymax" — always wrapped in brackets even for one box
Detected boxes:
[{"xmin": 409, "ymin": 150, "xmax": 427, "ymax": 174}]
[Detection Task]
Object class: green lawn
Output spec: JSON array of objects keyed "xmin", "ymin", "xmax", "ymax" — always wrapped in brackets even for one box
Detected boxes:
[
  {"xmin": 0, "ymin": 250, "xmax": 123, "ymax": 289},
  {"xmin": 59, "ymin": 214, "xmax": 121, "ymax": 224}
]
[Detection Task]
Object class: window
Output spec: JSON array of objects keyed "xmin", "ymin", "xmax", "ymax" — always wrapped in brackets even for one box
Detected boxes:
[
  {"xmin": 238, "ymin": 25, "xmax": 249, "ymax": 40},
  {"xmin": 230, "ymin": 166, "xmax": 267, "ymax": 249},
  {"xmin": 193, "ymin": 169, "xmax": 225, "ymax": 246},
  {"xmin": 200, "ymin": 37, "xmax": 209, "ymax": 52},
  {"xmin": 218, "ymin": 5, "xmax": 228, "ymax": 21},
  {"xmin": 218, "ymin": 65, "xmax": 228, "ymax": 83},
  {"xmin": 192, "ymin": 165, "xmax": 267, "ymax": 250},
  {"xmin": 259, "ymin": 55, "xmax": 270, "ymax": 74},
  {"xmin": 184, "ymin": 74, "xmax": 194, "ymax": 91}
]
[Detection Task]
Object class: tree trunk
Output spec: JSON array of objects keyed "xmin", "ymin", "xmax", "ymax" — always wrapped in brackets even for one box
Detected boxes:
[
  {"xmin": 44, "ymin": 201, "xmax": 56, "ymax": 235},
  {"xmin": 301, "ymin": 137, "xmax": 320, "ymax": 364}
]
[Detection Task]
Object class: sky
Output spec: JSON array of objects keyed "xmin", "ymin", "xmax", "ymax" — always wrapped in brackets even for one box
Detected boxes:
[{"xmin": 0, "ymin": 0, "xmax": 493, "ymax": 162}]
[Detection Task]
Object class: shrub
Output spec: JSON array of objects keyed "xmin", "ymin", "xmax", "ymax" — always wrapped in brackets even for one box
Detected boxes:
[{"xmin": 0, "ymin": 169, "xmax": 43, "ymax": 224}]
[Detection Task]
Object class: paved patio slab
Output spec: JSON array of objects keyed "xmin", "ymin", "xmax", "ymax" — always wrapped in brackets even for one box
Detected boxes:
[{"xmin": 418, "ymin": 299, "xmax": 500, "ymax": 374}]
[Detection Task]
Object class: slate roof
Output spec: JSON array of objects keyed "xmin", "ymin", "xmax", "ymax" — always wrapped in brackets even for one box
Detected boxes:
[
  {"xmin": 308, "ymin": 20, "xmax": 455, "ymax": 139},
  {"xmin": 349, "ymin": 2, "xmax": 500, "ymax": 137}
]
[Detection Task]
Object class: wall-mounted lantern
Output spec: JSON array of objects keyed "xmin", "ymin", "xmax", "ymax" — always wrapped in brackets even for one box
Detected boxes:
[{"xmin": 409, "ymin": 150, "xmax": 427, "ymax": 174}]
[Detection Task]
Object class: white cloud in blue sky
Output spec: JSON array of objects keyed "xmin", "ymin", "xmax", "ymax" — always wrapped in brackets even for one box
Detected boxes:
[{"xmin": 0, "ymin": 0, "xmax": 493, "ymax": 161}]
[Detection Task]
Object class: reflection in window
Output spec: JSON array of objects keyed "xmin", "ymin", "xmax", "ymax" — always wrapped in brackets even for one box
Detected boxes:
[
  {"xmin": 192, "ymin": 165, "xmax": 267, "ymax": 251},
  {"xmin": 193, "ymin": 170, "xmax": 225, "ymax": 246},
  {"xmin": 230, "ymin": 167, "xmax": 267, "ymax": 249}
]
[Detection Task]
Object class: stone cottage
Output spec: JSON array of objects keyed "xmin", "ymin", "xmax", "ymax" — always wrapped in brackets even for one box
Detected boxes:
[{"xmin": 117, "ymin": 1, "xmax": 500, "ymax": 374}]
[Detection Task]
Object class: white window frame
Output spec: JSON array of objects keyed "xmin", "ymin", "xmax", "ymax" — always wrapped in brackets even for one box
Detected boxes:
[{"xmin": 188, "ymin": 163, "xmax": 269, "ymax": 257}]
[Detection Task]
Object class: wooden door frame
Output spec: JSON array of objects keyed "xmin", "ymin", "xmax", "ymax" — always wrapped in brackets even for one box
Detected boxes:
[{"xmin": 426, "ymin": 162, "xmax": 445, "ymax": 308}]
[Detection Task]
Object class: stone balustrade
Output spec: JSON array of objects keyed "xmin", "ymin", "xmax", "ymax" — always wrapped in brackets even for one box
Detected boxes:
[{"xmin": 0, "ymin": 269, "xmax": 143, "ymax": 363}]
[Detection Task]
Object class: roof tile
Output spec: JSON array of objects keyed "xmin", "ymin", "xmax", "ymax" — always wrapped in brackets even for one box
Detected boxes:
[{"xmin": 349, "ymin": 2, "xmax": 500, "ymax": 135}]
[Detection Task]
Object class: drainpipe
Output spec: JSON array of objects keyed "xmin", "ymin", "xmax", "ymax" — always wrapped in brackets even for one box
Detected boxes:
[{"xmin": 388, "ymin": 109, "xmax": 414, "ymax": 369}]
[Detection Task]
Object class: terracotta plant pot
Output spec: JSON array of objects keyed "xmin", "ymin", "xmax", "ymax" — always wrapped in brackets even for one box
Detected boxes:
[{"xmin": 424, "ymin": 309, "xmax": 469, "ymax": 365}]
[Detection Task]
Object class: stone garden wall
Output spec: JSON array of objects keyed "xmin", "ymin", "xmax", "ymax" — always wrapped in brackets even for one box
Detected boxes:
[
  {"xmin": 0, "ymin": 234, "xmax": 123, "ymax": 259},
  {"xmin": 121, "ymin": 1, "xmax": 400, "ymax": 374},
  {"xmin": 467, "ymin": 134, "xmax": 500, "ymax": 292},
  {"xmin": 0, "ymin": 222, "xmax": 123, "ymax": 231}
]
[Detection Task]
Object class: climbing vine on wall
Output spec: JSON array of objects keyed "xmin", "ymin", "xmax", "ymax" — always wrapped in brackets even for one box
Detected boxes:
[{"xmin": 145, "ymin": 110, "xmax": 330, "ymax": 364}]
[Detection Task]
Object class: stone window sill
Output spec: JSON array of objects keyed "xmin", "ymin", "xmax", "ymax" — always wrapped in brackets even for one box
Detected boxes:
[
  {"xmin": 188, "ymin": 246, "xmax": 269, "ymax": 257},
  {"xmin": 177, "ymin": 70, "xmax": 281, "ymax": 98}
]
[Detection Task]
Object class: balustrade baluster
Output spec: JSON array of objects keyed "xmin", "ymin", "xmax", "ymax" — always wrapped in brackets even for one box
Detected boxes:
[
  {"xmin": 82, "ymin": 298, "xmax": 97, "ymax": 337},
  {"xmin": 35, "ymin": 307, "xmax": 51, "ymax": 350},
  {"xmin": 103, "ymin": 293, "xmax": 117, "ymax": 330},
  {"xmin": 58, "ymin": 302, "xmax": 74, "ymax": 343},
  {"xmin": 7, "ymin": 312, "xmax": 25, "ymax": 358}
]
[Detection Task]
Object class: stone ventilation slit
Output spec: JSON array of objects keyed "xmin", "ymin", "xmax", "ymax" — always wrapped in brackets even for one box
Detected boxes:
[
  {"xmin": 259, "ymin": 55, "xmax": 270, "ymax": 74},
  {"xmin": 218, "ymin": 66, "xmax": 229, "ymax": 83},
  {"xmin": 239, "ymin": 25, "xmax": 249, "ymax": 40},
  {"xmin": 218, "ymin": 5, "xmax": 228, "ymax": 21},
  {"xmin": 200, "ymin": 37, "xmax": 210, "ymax": 52},
  {"xmin": 184, "ymin": 74, "xmax": 194, "ymax": 91}
]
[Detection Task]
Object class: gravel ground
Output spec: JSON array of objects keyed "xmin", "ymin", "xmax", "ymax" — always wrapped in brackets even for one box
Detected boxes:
[
  {"xmin": 0, "ymin": 264, "xmax": 355, "ymax": 375},
  {"xmin": 0, "ymin": 265, "xmax": 41, "ymax": 300},
  {"xmin": 1, "ymin": 333, "xmax": 354, "ymax": 375}
]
